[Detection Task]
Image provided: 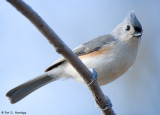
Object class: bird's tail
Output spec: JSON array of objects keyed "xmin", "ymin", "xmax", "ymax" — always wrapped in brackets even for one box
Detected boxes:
[{"xmin": 6, "ymin": 72, "xmax": 58, "ymax": 104}]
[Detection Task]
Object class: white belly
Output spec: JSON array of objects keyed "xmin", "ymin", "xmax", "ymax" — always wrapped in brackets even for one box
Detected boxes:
[{"xmin": 60, "ymin": 40, "xmax": 139, "ymax": 86}]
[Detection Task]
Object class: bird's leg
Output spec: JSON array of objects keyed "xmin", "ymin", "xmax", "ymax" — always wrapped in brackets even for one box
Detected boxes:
[
  {"xmin": 102, "ymin": 96, "xmax": 113, "ymax": 110},
  {"xmin": 81, "ymin": 68, "xmax": 98, "ymax": 85},
  {"xmin": 95, "ymin": 95, "xmax": 113, "ymax": 110},
  {"xmin": 88, "ymin": 68, "xmax": 98, "ymax": 85}
]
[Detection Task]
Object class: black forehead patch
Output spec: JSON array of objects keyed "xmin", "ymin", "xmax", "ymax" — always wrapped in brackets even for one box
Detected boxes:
[
  {"xmin": 124, "ymin": 11, "xmax": 143, "ymax": 33},
  {"xmin": 134, "ymin": 26, "xmax": 142, "ymax": 33}
]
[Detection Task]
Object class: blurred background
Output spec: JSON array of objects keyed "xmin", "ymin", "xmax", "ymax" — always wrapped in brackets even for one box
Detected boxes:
[{"xmin": 0, "ymin": 0, "xmax": 160, "ymax": 115}]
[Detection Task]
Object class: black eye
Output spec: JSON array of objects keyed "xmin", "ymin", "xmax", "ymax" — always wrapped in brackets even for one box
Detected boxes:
[{"xmin": 125, "ymin": 25, "xmax": 130, "ymax": 31}]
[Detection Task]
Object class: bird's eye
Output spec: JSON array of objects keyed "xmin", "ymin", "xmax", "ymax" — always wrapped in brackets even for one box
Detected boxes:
[{"xmin": 125, "ymin": 25, "xmax": 130, "ymax": 31}]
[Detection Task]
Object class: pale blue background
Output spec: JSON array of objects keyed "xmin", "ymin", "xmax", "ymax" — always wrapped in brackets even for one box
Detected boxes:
[{"xmin": 1, "ymin": 0, "xmax": 160, "ymax": 115}]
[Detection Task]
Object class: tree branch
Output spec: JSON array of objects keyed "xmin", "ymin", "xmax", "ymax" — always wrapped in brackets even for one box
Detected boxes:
[{"xmin": 7, "ymin": 0, "xmax": 115, "ymax": 114}]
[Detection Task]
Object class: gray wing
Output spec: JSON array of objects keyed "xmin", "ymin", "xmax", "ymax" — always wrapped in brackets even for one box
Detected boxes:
[
  {"xmin": 73, "ymin": 34, "xmax": 115, "ymax": 55},
  {"xmin": 45, "ymin": 34, "xmax": 115, "ymax": 72}
]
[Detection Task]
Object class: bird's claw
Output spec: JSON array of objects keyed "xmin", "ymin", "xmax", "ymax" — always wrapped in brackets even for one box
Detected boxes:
[
  {"xmin": 88, "ymin": 68, "xmax": 98, "ymax": 85},
  {"xmin": 95, "ymin": 95, "xmax": 112, "ymax": 110}
]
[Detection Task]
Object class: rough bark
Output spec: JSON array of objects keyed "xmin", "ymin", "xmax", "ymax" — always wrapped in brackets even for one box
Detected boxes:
[{"xmin": 7, "ymin": 0, "xmax": 115, "ymax": 114}]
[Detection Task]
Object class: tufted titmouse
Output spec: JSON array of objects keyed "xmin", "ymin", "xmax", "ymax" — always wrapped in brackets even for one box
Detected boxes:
[{"xmin": 6, "ymin": 11, "xmax": 143, "ymax": 104}]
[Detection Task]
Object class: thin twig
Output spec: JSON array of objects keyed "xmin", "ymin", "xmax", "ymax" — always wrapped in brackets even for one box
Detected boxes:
[{"xmin": 7, "ymin": 0, "xmax": 115, "ymax": 114}]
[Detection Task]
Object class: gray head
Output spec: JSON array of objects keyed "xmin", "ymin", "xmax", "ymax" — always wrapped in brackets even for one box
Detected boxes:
[{"xmin": 111, "ymin": 11, "xmax": 143, "ymax": 41}]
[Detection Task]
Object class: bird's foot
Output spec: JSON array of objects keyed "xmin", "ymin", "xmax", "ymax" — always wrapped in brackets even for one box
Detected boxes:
[
  {"xmin": 95, "ymin": 95, "xmax": 112, "ymax": 110},
  {"xmin": 88, "ymin": 68, "xmax": 98, "ymax": 85}
]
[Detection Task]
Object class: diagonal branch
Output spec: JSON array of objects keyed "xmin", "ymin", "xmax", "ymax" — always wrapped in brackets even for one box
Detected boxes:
[{"xmin": 7, "ymin": 0, "xmax": 115, "ymax": 114}]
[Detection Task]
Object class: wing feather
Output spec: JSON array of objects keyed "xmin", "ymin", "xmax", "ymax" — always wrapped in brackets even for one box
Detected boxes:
[{"xmin": 45, "ymin": 34, "xmax": 115, "ymax": 72}]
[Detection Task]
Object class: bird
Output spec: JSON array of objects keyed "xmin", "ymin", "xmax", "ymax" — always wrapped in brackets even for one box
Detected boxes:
[{"xmin": 6, "ymin": 11, "xmax": 143, "ymax": 104}]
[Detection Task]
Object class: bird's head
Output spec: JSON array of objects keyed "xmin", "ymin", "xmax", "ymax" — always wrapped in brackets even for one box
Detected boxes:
[{"xmin": 112, "ymin": 11, "xmax": 143, "ymax": 41}]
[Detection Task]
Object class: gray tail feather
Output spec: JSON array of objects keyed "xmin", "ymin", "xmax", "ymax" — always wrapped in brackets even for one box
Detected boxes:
[{"xmin": 6, "ymin": 72, "xmax": 58, "ymax": 104}]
